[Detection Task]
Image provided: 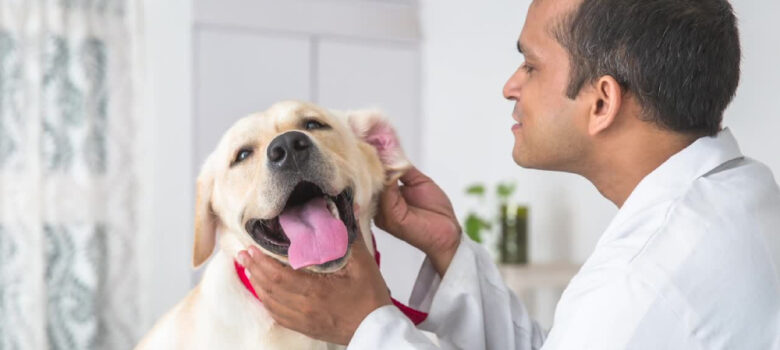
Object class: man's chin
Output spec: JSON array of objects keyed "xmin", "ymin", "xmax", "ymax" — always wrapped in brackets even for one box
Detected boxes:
[
  {"xmin": 512, "ymin": 149, "xmax": 531, "ymax": 167},
  {"xmin": 513, "ymin": 152, "xmax": 546, "ymax": 170}
]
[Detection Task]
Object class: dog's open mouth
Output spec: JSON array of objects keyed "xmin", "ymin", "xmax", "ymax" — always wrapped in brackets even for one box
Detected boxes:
[{"xmin": 245, "ymin": 182, "xmax": 357, "ymax": 270}]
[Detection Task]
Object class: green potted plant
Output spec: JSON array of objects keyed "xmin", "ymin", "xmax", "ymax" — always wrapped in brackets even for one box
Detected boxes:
[{"xmin": 463, "ymin": 182, "xmax": 528, "ymax": 264}]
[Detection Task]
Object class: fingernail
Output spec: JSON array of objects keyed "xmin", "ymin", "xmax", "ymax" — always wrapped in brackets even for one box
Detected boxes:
[
  {"xmin": 244, "ymin": 269, "xmax": 252, "ymax": 278},
  {"xmin": 237, "ymin": 251, "xmax": 249, "ymax": 266},
  {"xmin": 248, "ymin": 246, "xmax": 258, "ymax": 259}
]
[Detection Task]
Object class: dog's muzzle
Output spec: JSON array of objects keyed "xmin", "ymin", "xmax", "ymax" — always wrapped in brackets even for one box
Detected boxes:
[
  {"xmin": 244, "ymin": 131, "xmax": 358, "ymax": 270},
  {"xmin": 245, "ymin": 183, "xmax": 357, "ymax": 270}
]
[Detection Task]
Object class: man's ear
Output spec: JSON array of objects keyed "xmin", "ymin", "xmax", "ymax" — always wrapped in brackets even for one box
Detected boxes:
[
  {"xmin": 588, "ymin": 75, "xmax": 623, "ymax": 136},
  {"xmin": 192, "ymin": 161, "xmax": 217, "ymax": 268},
  {"xmin": 347, "ymin": 109, "xmax": 411, "ymax": 183}
]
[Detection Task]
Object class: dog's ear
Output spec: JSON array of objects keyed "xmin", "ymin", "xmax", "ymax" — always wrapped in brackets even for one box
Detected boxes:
[
  {"xmin": 347, "ymin": 109, "xmax": 412, "ymax": 183},
  {"xmin": 192, "ymin": 161, "xmax": 217, "ymax": 268}
]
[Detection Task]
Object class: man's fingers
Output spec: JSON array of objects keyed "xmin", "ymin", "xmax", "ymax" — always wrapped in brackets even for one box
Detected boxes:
[
  {"xmin": 258, "ymin": 294, "xmax": 329, "ymax": 343},
  {"xmin": 398, "ymin": 166, "xmax": 431, "ymax": 187},
  {"xmin": 238, "ymin": 250, "xmax": 280, "ymax": 296},
  {"xmin": 346, "ymin": 235, "xmax": 376, "ymax": 269},
  {"xmin": 379, "ymin": 179, "xmax": 401, "ymax": 208},
  {"xmin": 253, "ymin": 287, "xmax": 301, "ymax": 329},
  {"xmin": 376, "ymin": 181, "xmax": 406, "ymax": 229},
  {"xmin": 352, "ymin": 232, "xmax": 367, "ymax": 249},
  {"xmin": 241, "ymin": 246, "xmax": 310, "ymax": 297},
  {"xmin": 237, "ymin": 249, "xmax": 303, "ymax": 326}
]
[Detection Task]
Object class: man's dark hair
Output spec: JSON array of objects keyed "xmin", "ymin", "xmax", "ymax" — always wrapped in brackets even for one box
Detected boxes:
[{"xmin": 553, "ymin": 0, "xmax": 741, "ymax": 136}]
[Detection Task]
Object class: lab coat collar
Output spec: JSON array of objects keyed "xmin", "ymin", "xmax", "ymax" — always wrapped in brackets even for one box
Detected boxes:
[{"xmin": 597, "ymin": 128, "xmax": 744, "ymax": 247}]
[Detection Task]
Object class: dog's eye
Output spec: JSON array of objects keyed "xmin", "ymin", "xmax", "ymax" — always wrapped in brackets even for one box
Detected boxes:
[
  {"xmin": 231, "ymin": 148, "xmax": 253, "ymax": 166},
  {"xmin": 304, "ymin": 119, "xmax": 328, "ymax": 130}
]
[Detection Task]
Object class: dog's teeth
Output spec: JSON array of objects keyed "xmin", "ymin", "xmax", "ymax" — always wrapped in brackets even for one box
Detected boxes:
[{"xmin": 326, "ymin": 197, "xmax": 339, "ymax": 219}]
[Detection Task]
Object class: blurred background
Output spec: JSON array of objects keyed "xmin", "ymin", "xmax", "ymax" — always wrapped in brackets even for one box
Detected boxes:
[{"xmin": 1, "ymin": 0, "xmax": 778, "ymax": 348}]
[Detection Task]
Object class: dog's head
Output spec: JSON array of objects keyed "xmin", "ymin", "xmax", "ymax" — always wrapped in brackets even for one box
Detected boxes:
[{"xmin": 192, "ymin": 100, "xmax": 410, "ymax": 273}]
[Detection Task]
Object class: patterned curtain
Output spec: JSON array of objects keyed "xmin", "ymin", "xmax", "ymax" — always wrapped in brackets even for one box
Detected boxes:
[{"xmin": 0, "ymin": 0, "xmax": 142, "ymax": 349}]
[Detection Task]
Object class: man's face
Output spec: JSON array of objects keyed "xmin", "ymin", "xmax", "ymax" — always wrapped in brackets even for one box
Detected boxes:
[{"xmin": 503, "ymin": 0, "xmax": 590, "ymax": 172}]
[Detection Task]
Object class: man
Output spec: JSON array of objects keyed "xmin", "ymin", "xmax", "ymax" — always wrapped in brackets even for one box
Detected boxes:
[{"xmin": 237, "ymin": 0, "xmax": 780, "ymax": 348}]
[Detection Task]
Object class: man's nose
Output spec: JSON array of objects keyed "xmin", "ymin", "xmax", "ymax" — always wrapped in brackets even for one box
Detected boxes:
[
  {"xmin": 503, "ymin": 67, "xmax": 523, "ymax": 100},
  {"xmin": 267, "ymin": 131, "xmax": 312, "ymax": 171}
]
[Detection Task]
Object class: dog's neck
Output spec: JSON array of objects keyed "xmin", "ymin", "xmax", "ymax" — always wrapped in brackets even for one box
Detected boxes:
[
  {"xmin": 199, "ymin": 251, "xmax": 333, "ymax": 348},
  {"xmin": 198, "ymin": 251, "xmax": 274, "ymax": 331},
  {"xmin": 193, "ymin": 212, "xmax": 378, "ymax": 349}
]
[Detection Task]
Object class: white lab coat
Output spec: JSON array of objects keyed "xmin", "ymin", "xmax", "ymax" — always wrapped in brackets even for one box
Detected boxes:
[{"xmin": 348, "ymin": 128, "xmax": 780, "ymax": 349}]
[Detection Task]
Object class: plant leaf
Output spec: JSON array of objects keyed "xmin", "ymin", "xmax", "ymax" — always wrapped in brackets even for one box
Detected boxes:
[
  {"xmin": 464, "ymin": 213, "xmax": 485, "ymax": 243},
  {"xmin": 465, "ymin": 183, "xmax": 486, "ymax": 197},
  {"xmin": 496, "ymin": 182, "xmax": 516, "ymax": 199}
]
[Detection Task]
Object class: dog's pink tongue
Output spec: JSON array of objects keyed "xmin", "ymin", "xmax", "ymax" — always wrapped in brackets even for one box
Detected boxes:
[{"xmin": 279, "ymin": 197, "xmax": 348, "ymax": 270}]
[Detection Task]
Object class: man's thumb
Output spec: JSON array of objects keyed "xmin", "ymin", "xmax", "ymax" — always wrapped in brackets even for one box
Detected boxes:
[{"xmin": 376, "ymin": 182, "xmax": 404, "ymax": 229}]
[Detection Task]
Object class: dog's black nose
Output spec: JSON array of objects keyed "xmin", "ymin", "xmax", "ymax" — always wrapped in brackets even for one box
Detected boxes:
[{"xmin": 267, "ymin": 131, "xmax": 312, "ymax": 170}]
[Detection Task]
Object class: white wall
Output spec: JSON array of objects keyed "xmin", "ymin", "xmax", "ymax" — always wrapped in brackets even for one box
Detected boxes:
[
  {"xmin": 139, "ymin": 0, "xmax": 193, "ymax": 334},
  {"xmin": 726, "ymin": 1, "xmax": 780, "ymax": 178}
]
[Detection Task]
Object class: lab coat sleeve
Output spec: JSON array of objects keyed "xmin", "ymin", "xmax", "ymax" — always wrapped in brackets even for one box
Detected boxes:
[
  {"xmin": 348, "ymin": 237, "xmax": 546, "ymax": 349},
  {"xmin": 348, "ymin": 305, "xmax": 441, "ymax": 349}
]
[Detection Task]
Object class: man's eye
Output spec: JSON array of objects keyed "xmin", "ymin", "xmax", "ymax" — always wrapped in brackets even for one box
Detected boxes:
[
  {"xmin": 232, "ymin": 148, "xmax": 253, "ymax": 166},
  {"xmin": 304, "ymin": 120, "xmax": 328, "ymax": 130},
  {"xmin": 521, "ymin": 63, "xmax": 535, "ymax": 74}
]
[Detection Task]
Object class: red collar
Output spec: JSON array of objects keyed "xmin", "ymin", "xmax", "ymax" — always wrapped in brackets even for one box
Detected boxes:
[{"xmin": 234, "ymin": 234, "xmax": 429, "ymax": 325}]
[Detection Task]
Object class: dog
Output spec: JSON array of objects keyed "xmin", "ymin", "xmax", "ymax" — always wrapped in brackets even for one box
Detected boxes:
[{"xmin": 135, "ymin": 100, "xmax": 411, "ymax": 349}]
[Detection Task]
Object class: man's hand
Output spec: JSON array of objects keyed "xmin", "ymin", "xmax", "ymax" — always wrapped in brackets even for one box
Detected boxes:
[
  {"xmin": 375, "ymin": 167, "xmax": 462, "ymax": 276},
  {"xmin": 237, "ymin": 233, "xmax": 392, "ymax": 345}
]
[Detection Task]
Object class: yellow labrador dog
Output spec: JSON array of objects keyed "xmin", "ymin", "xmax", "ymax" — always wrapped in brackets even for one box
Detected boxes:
[{"xmin": 136, "ymin": 100, "xmax": 410, "ymax": 349}]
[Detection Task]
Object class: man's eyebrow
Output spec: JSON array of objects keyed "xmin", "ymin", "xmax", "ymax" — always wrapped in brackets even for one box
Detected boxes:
[{"xmin": 516, "ymin": 41, "xmax": 537, "ymax": 59}]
